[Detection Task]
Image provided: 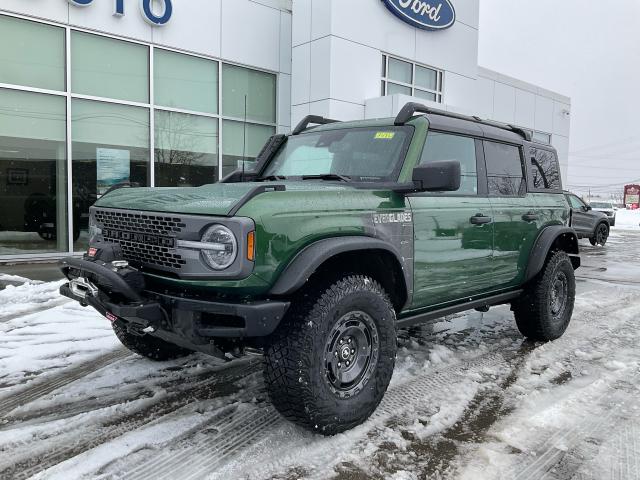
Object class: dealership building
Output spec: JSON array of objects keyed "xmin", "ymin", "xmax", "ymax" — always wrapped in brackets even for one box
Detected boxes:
[{"xmin": 0, "ymin": 0, "xmax": 571, "ymax": 262}]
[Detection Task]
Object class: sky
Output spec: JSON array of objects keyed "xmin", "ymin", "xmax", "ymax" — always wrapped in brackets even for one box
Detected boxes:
[{"xmin": 478, "ymin": 0, "xmax": 640, "ymax": 197}]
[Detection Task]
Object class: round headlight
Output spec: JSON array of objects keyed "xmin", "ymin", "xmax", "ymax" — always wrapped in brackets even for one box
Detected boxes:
[{"xmin": 201, "ymin": 225, "xmax": 237, "ymax": 270}]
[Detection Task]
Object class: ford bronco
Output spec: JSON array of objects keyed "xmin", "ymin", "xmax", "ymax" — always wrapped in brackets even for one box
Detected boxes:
[{"xmin": 60, "ymin": 103, "xmax": 580, "ymax": 434}]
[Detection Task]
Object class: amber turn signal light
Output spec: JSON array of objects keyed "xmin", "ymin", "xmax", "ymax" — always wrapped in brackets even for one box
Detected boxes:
[{"xmin": 247, "ymin": 231, "xmax": 255, "ymax": 261}]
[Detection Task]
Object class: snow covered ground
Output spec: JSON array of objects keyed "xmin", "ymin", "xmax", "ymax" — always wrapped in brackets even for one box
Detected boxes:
[
  {"xmin": 0, "ymin": 230, "xmax": 639, "ymax": 479},
  {"xmin": 613, "ymin": 208, "xmax": 640, "ymax": 231}
]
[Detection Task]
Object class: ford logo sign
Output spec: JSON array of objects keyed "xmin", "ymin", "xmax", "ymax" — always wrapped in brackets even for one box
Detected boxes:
[{"xmin": 381, "ymin": 0, "xmax": 456, "ymax": 31}]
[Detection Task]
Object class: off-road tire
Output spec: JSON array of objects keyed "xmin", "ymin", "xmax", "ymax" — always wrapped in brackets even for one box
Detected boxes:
[
  {"xmin": 589, "ymin": 222, "xmax": 609, "ymax": 246},
  {"xmin": 113, "ymin": 322, "xmax": 192, "ymax": 361},
  {"xmin": 264, "ymin": 275, "xmax": 397, "ymax": 435},
  {"xmin": 513, "ymin": 251, "xmax": 575, "ymax": 341}
]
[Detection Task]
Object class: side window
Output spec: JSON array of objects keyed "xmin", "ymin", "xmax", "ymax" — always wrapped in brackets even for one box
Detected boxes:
[
  {"xmin": 530, "ymin": 147, "xmax": 561, "ymax": 190},
  {"xmin": 567, "ymin": 195, "xmax": 585, "ymax": 209},
  {"xmin": 420, "ymin": 132, "xmax": 478, "ymax": 195},
  {"xmin": 483, "ymin": 141, "xmax": 526, "ymax": 196}
]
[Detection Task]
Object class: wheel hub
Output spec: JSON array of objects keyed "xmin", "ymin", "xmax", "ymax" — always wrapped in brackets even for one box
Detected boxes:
[{"xmin": 324, "ymin": 311, "xmax": 379, "ymax": 398}]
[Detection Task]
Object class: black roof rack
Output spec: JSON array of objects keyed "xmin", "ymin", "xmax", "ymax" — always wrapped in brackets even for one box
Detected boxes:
[
  {"xmin": 292, "ymin": 115, "xmax": 339, "ymax": 135},
  {"xmin": 394, "ymin": 102, "xmax": 532, "ymax": 141}
]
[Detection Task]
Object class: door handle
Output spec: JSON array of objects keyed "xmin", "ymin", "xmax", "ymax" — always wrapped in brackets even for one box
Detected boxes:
[
  {"xmin": 522, "ymin": 212, "xmax": 539, "ymax": 222},
  {"xmin": 470, "ymin": 214, "xmax": 492, "ymax": 225}
]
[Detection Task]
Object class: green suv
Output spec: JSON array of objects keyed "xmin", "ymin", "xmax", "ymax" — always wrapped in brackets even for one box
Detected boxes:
[{"xmin": 60, "ymin": 103, "xmax": 580, "ymax": 435}]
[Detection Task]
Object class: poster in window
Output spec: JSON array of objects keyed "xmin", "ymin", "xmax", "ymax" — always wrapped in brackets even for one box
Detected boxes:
[{"xmin": 96, "ymin": 148, "xmax": 130, "ymax": 195}]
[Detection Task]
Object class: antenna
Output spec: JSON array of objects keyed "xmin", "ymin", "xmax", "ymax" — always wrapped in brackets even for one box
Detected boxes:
[{"xmin": 241, "ymin": 95, "xmax": 247, "ymax": 183}]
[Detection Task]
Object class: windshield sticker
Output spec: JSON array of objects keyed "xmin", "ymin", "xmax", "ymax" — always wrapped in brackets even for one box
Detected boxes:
[{"xmin": 374, "ymin": 132, "xmax": 396, "ymax": 140}]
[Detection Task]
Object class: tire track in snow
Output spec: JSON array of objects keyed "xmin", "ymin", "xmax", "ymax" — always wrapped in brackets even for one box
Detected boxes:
[
  {"xmin": 123, "ymin": 346, "xmax": 519, "ymax": 480},
  {"xmin": 104, "ymin": 294, "xmax": 640, "ymax": 480},
  {"xmin": 0, "ymin": 347, "xmax": 131, "ymax": 418},
  {"xmin": 1, "ymin": 358, "xmax": 262, "ymax": 480},
  {"xmin": 502, "ymin": 313, "xmax": 640, "ymax": 480},
  {"xmin": 0, "ymin": 298, "xmax": 71, "ymax": 324}
]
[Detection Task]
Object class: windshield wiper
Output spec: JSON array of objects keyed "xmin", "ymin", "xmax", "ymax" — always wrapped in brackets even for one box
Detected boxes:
[
  {"xmin": 301, "ymin": 174, "xmax": 351, "ymax": 182},
  {"xmin": 258, "ymin": 175, "xmax": 288, "ymax": 182}
]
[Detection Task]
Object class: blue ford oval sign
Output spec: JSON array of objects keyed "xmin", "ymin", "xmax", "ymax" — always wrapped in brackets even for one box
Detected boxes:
[{"xmin": 381, "ymin": 0, "xmax": 456, "ymax": 31}]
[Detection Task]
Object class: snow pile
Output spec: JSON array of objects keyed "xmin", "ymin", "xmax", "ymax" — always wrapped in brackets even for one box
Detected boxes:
[
  {"xmin": 613, "ymin": 208, "xmax": 640, "ymax": 230},
  {"xmin": 0, "ymin": 273, "xmax": 40, "ymax": 284},
  {"xmin": 0, "ymin": 280, "xmax": 67, "ymax": 319}
]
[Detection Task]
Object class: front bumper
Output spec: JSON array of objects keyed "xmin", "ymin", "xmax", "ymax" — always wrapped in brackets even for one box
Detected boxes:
[{"xmin": 59, "ymin": 257, "xmax": 289, "ymax": 352}]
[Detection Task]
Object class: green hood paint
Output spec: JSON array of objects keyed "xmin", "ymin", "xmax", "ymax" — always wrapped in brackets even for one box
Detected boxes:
[{"xmin": 94, "ymin": 182, "xmax": 364, "ymax": 217}]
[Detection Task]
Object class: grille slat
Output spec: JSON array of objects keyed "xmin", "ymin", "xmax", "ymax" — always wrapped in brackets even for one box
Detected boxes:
[{"xmin": 94, "ymin": 209, "xmax": 186, "ymax": 270}]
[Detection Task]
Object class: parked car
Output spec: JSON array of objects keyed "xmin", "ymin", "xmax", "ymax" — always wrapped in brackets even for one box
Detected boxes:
[
  {"xmin": 59, "ymin": 103, "xmax": 581, "ymax": 435},
  {"xmin": 589, "ymin": 201, "xmax": 616, "ymax": 227},
  {"xmin": 564, "ymin": 192, "xmax": 610, "ymax": 246}
]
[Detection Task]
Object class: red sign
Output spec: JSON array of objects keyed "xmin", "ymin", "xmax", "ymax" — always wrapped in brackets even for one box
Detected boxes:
[{"xmin": 624, "ymin": 184, "xmax": 640, "ymax": 208}]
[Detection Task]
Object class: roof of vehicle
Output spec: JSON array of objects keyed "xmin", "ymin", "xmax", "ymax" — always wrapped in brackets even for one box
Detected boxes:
[{"xmin": 294, "ymin": 103, "xmax": 557, "ymax": 150}]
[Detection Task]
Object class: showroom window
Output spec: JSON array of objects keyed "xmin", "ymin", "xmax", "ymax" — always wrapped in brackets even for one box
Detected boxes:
[
  {"xmin": 0, "ymin": 15, "xmax": 65, "ymax": 91},
  {"xmin": 155, "ymin": 110, "xmax": 219, "ymax": 187},
  {"xmin": 0, "ymin": 12, "xmax": 277, "ymax": 259},
  {"xmin": 0, "ymin": 89, "xmax": 68, "ymax": 255},
  {"xmin": 154, "ymin": 49, "xmax": 218, "ymax": 114},
  {"xmin": 222, "ymin": 64, "xmax": 277, "ymax": 124},
  {"xmin": 382, "ymin": 55, "xmax": 443, "ymax": 103},
  {"xmin": 71, "ymin": 99, "xmax": 150, "ymax": 250},
  {"xmin": 222, "ymin": 121, "xmax": 275, "ymax": 177},
  {"xmin": 71, "ymin": 31, "xmax": 149, "ymax": 103}
]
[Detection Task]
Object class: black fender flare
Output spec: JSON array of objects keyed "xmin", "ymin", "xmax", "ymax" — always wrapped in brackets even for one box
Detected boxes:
[
  {"xmin": 269, "ymin": 236, "xmax": 410, "ymax": 302},
  {"xmin": 524, "ymin": 226, "xmax": 580, "ymax": 283}
]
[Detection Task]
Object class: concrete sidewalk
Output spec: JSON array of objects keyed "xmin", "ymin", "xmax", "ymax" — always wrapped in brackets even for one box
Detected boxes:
[{"xmin": 0, "ymin": 262, "xmax": 64, "ymax": 287}]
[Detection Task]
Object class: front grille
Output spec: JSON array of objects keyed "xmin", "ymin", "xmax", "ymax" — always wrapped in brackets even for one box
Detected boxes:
[{"xmin": 95, "ymin": 209, "xmax": 188, "ymax": 270}]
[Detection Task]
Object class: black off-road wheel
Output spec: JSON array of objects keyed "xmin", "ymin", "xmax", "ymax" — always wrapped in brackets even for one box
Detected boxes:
[
  {"xmin": 113, "ymin": 322, "xmax": 192, "ymax": 361},
  {"xmin": 513, "ymin": 251, "xmax": 575, "ymax": 341},
  {"xmin": 264, "ymin": 275, "xmax": 397, "ymax": 435},
  {"xmin": 589, "ymin": 222, "xmax": 609, "ymax": 246}
]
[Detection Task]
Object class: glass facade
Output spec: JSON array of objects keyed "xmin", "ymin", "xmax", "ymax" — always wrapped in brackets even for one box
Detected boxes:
[
  {"xmin": 0, "ymin": 13, "xmax": 277, "ymax": 259},
  {"xmin": 0, "ymin": 89, "xmax": 67, "ymax": 255}
]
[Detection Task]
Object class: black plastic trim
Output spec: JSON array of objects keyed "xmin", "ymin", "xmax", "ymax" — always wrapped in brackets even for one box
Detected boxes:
[
  {"xmin": 269, "ymin": 236, "xmax": 411, "ymax": 299},
  {"xmin": 292, "ymin": 115, "xmax": 339, "ymax": 135},
  {"xmin": 59, "ymin": 257, "xmax": 143, "ymax": 302},
  {"xmin": 395, "ymin": 102, "xmax": 532, "ymax": 141},
  {"xmin": 226, "ymin": 184, "xmax": 286, "ymax": 217},
  {"xmin": 396, "ymin": 291, "xmax": 522, "ymax": 328},
  {"xmin": 524, "ymin": 226, "xmax": 580, "ymax": 283}
]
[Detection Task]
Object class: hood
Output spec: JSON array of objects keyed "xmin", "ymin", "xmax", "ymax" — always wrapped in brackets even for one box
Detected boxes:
[{"xmin": 94, "ymin": 182, "xmax": 358, "ymax": 216}]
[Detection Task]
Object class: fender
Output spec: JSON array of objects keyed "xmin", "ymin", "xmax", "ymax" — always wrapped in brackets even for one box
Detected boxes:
[
  {"xmin": 524, "ymin": 226, "xmax": 580, "ymax": 283},
  {"xmin": 269, "ymin": 236, "xmax": 411, "ymax": 301}
]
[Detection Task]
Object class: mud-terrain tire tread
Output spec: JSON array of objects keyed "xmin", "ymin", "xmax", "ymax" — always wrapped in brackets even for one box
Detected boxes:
[
  {"xmin": 263, "ymin": 275, "xmax": 397, "ymax": 435},
  {"xmin": 112, "ymin": 323, "xmax": 192, "ymax": 361},
  {"xmin": 513, "ymin": 250, "xmax": 575, "ymax": 341}
]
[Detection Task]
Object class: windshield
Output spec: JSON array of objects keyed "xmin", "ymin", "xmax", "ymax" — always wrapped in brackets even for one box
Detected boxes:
[
  {"xmin": 590, "ymin": 202, "xmax": 612, "ymax": 208},
  {"xmin": 261, "ymin": 127, "xmax": 412, "ymax": 182}
]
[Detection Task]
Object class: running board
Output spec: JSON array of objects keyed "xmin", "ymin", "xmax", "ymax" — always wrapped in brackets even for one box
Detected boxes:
[{"xmin": 396, "ymin": 290, "xmax": 522, "ymax": 329}]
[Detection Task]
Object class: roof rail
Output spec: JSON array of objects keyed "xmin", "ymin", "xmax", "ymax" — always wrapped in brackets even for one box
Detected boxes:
[
  {"xmin": 292, "ymin": 115, "xmax": 339, "ymax": 135},
  {"xmin": 394, "ymin": 102, "xmax": 532, "ymax": 141}
]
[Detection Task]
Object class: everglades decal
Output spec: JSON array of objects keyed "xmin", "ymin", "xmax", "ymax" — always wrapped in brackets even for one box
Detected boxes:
[
  {"xmin": 381, "ymin": 0, "xmax": 456, "ymax": 31},
  {"xmin": 374, "ymin": 212, "xmax": 413, "ymax": 224}
]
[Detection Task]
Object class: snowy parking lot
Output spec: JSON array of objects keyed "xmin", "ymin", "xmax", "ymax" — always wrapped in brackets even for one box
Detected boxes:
[{"xmin": 1, "ymin": 215, "xmax": 639, "ymax": 479}]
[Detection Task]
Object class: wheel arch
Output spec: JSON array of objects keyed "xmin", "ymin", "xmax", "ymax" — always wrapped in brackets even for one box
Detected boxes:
[
  {"xmin": 524, "ymin": 226, "xmax": 580, "ymax": 283},
  {"xmin": 269, "ymin": 236, "xmax": 411, "ymax": 311}
]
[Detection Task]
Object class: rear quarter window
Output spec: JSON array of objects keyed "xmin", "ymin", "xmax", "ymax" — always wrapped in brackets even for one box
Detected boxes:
[{"xmin": 529, "ymin": 147, "xmax": 561, "ymax": 191}]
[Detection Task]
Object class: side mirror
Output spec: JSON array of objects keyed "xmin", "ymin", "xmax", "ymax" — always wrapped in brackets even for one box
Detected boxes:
[
  {"xmin": 411, "ymin": 160, "xmax": 461, "ymax": 192},
  {"xmin": 584, "ymin": 205, "xmax": 592, "ymax": 211}
]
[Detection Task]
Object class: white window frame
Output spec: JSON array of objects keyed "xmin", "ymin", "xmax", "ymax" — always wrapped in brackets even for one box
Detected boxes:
[{"xmin": 381, "ymin": 54, "xmax": 443, "ymax": 103}]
